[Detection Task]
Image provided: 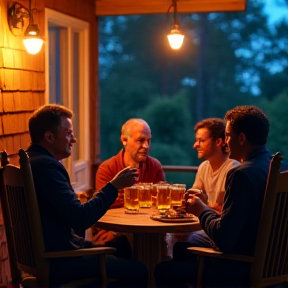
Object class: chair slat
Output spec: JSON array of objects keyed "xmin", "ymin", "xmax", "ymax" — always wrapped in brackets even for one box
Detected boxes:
[
  {"xmin": 264, "ymin": 193, "xmax": 283, "ymax": 277},
  {"xmin": 274, "ymin": 193, "xmax": 288, "ymax": 276},
  {"xmin": 263, "ymin": 194, "xmax": 279, "ymax": 277},
  {"xmin": 0, "ymin": 152, "xmax": 23, "ymax": 287},
  {"xmin": 260, "ymin": 167, "xmax": 288, "ymax": 282},
  {"xmin": 6, "ymin": 184, "xmax": 36, "ymax": 269}
]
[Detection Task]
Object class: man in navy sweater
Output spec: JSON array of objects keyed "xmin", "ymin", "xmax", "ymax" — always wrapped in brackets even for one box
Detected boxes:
[
  {"xmin": 154, "ymin": 106, "xmax": 271, "ymax": 288},
  {"xmin": 27, "ymin": 104, "xmax": 148, "ymax": 287}
]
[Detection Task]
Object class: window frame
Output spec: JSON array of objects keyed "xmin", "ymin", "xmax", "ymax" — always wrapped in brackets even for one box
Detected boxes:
[{"xmin": 45, "ymin": 8, "xmax": 90, "ymax": 192}]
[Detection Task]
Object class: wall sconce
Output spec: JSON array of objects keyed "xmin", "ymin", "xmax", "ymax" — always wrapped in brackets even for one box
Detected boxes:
[
  {"xmin": 8, "ymin": 0, "xmax": 43, "ymax": 54},
  {"xmin": 167, "ymin": 0, "xmax": 184, "ymax": 50}
]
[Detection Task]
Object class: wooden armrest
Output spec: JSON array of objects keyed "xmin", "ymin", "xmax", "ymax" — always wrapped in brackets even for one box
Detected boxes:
[
  {"xmin": 187, "ymin": 247, "xmax": 254, "ymax": 262},
  {"xmin": 42, "ymin": 247, "xmax": 116, "ymax": 258}
]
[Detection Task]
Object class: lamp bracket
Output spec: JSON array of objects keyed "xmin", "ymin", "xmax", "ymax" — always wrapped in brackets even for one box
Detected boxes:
[{"xmin": 7, "ymin": 2, "xmax": 30, "ymax": 36}]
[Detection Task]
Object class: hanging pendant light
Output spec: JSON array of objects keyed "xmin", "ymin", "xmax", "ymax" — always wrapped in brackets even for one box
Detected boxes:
[{"xmin": 167, "ymin": 0, "xmax": 184, "ymax": 50}]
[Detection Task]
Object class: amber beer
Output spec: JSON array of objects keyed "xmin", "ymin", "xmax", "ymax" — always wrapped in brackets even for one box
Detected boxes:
[
  {"xmin": 151, "ymin": 184, "xmax": 158, "ymax": 207},
  {"xmin": 156, "ymin": 185, "xmax": 171, "ymax": 213},
  {"xmin": 139, "ymin": 185, "xmax": 152, "ymax": 208},
  {"xmin": 170, "ymin": 186, "xmax": 183, "ymax": 207},
  {"xmin": 170, "ymin": 184, "xmax": 186, "ymax": 207},
  {"xmin": 124, "ymin": 186, "xmax": 139, "ymax": 211}
]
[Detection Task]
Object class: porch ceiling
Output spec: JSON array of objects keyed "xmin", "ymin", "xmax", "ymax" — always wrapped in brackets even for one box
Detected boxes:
[{"xmin": 95, "ymin": 0, "xmax": 247, "ymax": 16}]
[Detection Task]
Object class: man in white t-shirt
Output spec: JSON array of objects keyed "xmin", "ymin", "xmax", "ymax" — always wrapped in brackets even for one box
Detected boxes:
[{"xmin": 173, "ymin": 118, "xmax": 240, "ymax": 258}]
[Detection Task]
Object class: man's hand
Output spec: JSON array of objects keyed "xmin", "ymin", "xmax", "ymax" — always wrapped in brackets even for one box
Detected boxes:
[
  {"xmin": 185, "ymin": 193, "xmax": 211, "ymax": 217},
  {"xmin": 91, "ymin": 229, "xmax": 118, "ymax": 246},
  {"xmin": 209, "ymin": 203, "xmax": 222, "ymax": 214},
  {"xmin": 186, "ymin": 188, "xmax": 208, "ymax": 204},
  {"xmin": 94, "ymin": 230, "xmax": 118, "ymax": 244},
  {"xmin": 110, "ymin": 166, "xmax": 138, "ymax": 190}
]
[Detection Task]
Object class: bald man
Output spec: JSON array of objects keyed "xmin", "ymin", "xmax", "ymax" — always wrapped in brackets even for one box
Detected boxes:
[
  {"xmin": 96, "ymin": 118, "xmax": 165, "ymax": 193},
  {"xmin": 91, "ymin": 118, "xmax": 165, "ymax": 258}
]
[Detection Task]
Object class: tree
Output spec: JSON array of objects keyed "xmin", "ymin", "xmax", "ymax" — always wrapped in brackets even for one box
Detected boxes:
[
  {"xmin": 98, "ymin": 2, "xmax": 288, "ymax": 169},
  {"xmin": 258, "ymin": 90, "xmax": 288, "ymax": 161},
  {"xmin": 138, "ymin": 92, "xmax": 197, "ymax": 185}
]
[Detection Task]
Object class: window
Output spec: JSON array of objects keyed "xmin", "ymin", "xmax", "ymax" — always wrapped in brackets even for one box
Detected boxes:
[{"xmin": 45, "ymin": 9, "xmax": 90, "ymax": 191}]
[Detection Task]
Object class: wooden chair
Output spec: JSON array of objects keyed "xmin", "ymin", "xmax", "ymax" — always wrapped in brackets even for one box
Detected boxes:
[
  {"xmin": 0, "ymin": 151, "xmax": 24, "ymax": 287},
  {"xmin": 0, "ymin": 151, "xmax": 9, "ymax": 167},
  {"xmin": 1, "ymin": 148, "xmax": 116, "ymax": 288},
  {"xmin": 188, "ymin": 152, "xmax": 288, "ymax": 288}
]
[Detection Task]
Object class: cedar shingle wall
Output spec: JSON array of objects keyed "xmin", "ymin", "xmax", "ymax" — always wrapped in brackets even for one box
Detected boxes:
[
  {"xmin": 0, "ymin": 0, "xmax": 98, "ymax": 284},
  {"xmin": 0, "ymin": 0, "xmax": 99, "ymax": 165},
  {"xmin": 0, "ymin": 2, "xmax": 99, "ymax": 176},
  {"xmin": 0, "ymin": 0, "xmax": 45, "ymax": 166}
]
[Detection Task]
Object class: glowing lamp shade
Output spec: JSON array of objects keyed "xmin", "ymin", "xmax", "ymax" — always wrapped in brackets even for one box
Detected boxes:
[
  {"xmin": 23, "ymin": 24, "xmax": 43, "ymax": 54},
  {"xmin": 167, "ymin": 25, "xmax": 184, "ymax": 50},
  {"xmin": 23, "ymin": 38, "xmax": 43, "ymax": 54}
]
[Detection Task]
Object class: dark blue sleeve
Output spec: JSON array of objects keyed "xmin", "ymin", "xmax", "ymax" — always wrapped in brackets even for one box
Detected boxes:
[
  {"xmin": 31, "ymin": 160, "xmax": 118, "ymax": 231},
  {"xmin": 199, "ymin": 169, "xmax": 253, "ymax": 252}
]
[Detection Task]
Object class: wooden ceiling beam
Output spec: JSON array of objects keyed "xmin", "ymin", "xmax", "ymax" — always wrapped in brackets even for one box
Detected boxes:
[{"xmin": 95, "ymin": 0, "xmax": 246, "ymax": 16}]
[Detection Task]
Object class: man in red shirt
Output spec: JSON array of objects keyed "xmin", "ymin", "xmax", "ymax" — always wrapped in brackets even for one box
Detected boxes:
[{"xmin": 91, "ymin": 118, "xmax": 165, "ymax": 257}]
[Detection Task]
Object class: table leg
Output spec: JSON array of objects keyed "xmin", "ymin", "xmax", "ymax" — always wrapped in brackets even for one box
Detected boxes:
[{"xmin": 133, "ymin": 233, "xmax": 167, "ymax": 285}]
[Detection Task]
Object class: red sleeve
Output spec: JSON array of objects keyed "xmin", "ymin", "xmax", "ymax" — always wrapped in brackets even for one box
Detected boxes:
[
  {"xmin": 95, "ymin": 164, "xmax": 114, "ymax": 190},
  {"xmin": 95, "ymin": 160, "xmax": 125, "ymax": 208}
]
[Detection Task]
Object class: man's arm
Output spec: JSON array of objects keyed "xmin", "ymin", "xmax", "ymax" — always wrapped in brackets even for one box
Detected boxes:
[
  {"xmin": 95, "ymin": 161, "xmax": 128, "ymax": 208},
  {"xmin": 32, "ymin": 160, "xmax": 136, "ymax": 231},
  {"xmin": 200, "ymin": 170, "xmax": 254, "ymax": 253},
  {"xmin": 191, "ymin": 162, "xmax": 205, "ymax": 190}
]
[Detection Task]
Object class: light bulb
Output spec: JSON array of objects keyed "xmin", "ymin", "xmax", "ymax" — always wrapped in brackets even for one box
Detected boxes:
[
  {"xmin": 167, "ymin": 24, "xmax": 184, "ymax": 50},
  {"xmin": 23, "ymin": 38, "xmax": 43, "ymax": 54},
  {"xmin": 23, "ymin": 24, "xmax": 43, "ymax": 54}
]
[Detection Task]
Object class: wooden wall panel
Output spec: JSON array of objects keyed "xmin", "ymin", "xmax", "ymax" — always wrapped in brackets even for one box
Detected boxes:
[
  {"xmin": 0, "ymin": 0, "xmax": 99, "ymax": 284},
  {"xmin": 0, "ymin": 0, "xmax": 45, "ymax": 166},
  {"xmin": 45, "ymin": 0, "xmax": 96, "ymax": 22},
  {"xmin": 0, "ymin": 92, "xmax": 3, "ymax": 113},
  {"xmin": 2, "ymin": 92, "xmax": 14, "ymax": 112}
]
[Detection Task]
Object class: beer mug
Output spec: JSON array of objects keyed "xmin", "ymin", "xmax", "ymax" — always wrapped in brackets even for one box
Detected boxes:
[
  {"xmin": 124, "ymin": 186, "xmax": 139, "ymax": 211},
  {"xmin": 138, "ymin": 184, "xmax": 152, "ymax": 208},
  {"xmin": 156, "ymin": 185, "xmax": 171, "ymax": 214},
  {"xmin": 170, "ymin": 185, "xmax": 184, "ymax": 208}
]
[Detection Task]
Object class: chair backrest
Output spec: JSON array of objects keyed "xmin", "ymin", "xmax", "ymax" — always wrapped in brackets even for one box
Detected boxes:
[
  {"xmin": 0, "ymin": 151, "xmax": 9, "ymax": 168},
  {"xmin": 0, "ymin": 151, "xmax": 22, "ymax": 286},
  {"xmin": 2, "ymin": 149, "xmax": 48, "ymax": 282},
  {"xmin": 251, "ymin": 152, "xmax": 288, "ymax": 286}
]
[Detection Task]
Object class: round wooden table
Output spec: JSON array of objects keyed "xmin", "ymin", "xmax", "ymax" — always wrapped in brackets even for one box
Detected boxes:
[{"xmin": 94, "ymin": 207, "xmax": 201, "ymax": 284}]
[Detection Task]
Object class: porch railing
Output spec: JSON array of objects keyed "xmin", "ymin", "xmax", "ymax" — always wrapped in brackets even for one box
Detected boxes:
[{"xmin": 162, "ymin": 165, "xmax": 198, "ymax": 173}]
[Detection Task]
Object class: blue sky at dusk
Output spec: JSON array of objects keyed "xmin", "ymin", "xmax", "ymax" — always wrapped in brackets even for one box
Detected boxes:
[{"xmin": 263, "ymin": 0, "xmax": 288, "ymax": 24}]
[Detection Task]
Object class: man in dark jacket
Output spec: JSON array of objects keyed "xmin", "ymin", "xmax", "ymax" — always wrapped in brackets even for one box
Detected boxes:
[
  {"xmin": 27, "ymin": 104, "xmax": 148, "ymax": 287},
  {"xmin": 154, "ymin": 105, "xmax": 271, "ymax": 288}
]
